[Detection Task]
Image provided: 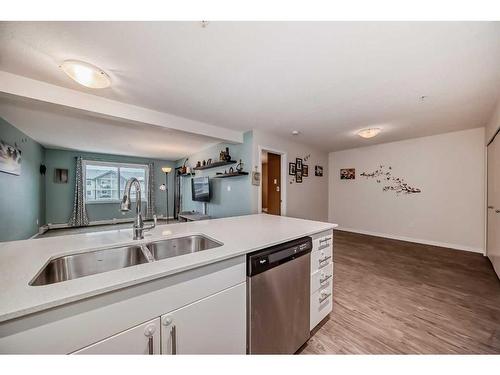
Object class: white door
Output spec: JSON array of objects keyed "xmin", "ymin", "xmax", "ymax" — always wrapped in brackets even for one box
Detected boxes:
[
  {"xmin": 488, "ymin": 136, "xmax": 500, "ymax": 277},
  {"xmin": 72, "ymin": 318, "xmax": 161, "ymax": 354},
  {"xmin": 161, "ymin": 283, "xmax": 246, "ymax": 354}
]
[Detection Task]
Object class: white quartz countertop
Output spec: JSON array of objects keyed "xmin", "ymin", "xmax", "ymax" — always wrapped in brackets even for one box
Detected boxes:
[{"xmin": 0, "ymin": 214, "xmax": 336, "ymax": 323}]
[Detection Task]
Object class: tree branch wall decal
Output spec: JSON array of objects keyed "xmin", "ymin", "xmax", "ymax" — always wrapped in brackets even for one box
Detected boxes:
[{"xmin": 360, "ymin": 165, "xmax": 422, "ymax": 195}]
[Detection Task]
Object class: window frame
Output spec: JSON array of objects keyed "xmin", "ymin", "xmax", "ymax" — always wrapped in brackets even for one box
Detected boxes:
[{"xmin": 83, "ymin": 160, "xmax": 149, "ymax": 205}]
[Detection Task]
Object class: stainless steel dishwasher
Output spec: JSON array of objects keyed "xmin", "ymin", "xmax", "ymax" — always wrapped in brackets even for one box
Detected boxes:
[{"xmin": 247, "ymin": 236, "xmax": 312, "ymax": 354}]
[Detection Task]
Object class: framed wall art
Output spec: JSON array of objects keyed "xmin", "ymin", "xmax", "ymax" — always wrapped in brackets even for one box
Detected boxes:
[
  {"xmin": 0, "ymin": 140, "xmax": 22, "ymax": 176},
  {"xmin": 288, "ymin": 162, "xmax": 296, "ymax": 175},
  {"xmin": 315, "ymin": 165, "xmax": 323, "ymax": 177},
  {"xmin": 295, "ymin": 169, "xmax": 303, "ymax": 183},
  {"xmin": 303, "ymin": 165, "xmax": 309, "ymax": 177},
  {"xmin": 296, "ymin": 158, "xmax": 303, "ymax": 171},
  {"xmin": 340, "ymin": 168, "xmax": 355, "ymax": 180}
]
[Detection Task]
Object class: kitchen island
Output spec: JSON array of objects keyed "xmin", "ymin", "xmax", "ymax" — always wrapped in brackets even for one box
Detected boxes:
[{"xmin": 0, "ymin": 214, "xmax": 336, "ymax": 354}]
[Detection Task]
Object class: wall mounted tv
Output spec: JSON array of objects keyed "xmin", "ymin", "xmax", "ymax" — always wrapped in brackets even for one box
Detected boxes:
[{"xmin": 191, "ymin": 176, "xmax": 210, "ymax": 202}]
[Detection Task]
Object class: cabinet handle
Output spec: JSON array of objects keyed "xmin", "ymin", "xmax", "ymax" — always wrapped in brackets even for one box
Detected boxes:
[
  {"xmin": 320, "ymin": 274, "xmax": 332, "ymax": 284},
  {"xmin": 319, "ymin": 255, "xmax": 332, "ymax": 265},
  {"xmin": 171, "ymin": 325, "xmax": 177, "ymax": 355},
  {"xmin": 148, "ymin": 336, "xmax": 154, "ymax": 355},
  {"xmin": 320, "ymin": 237, "xmax": 332, "ymax": 243},
  {"xmin": 319, "ymin": 292, "xmax": 332, "ymax": 304}
]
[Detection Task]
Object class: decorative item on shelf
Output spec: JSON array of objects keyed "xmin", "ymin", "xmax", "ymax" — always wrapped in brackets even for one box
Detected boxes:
[
  {"xmin": 252, "ymin": 166, "xmax": 261, "ymax": 186},
  {"xmin": 296, "ymin": 158, "xmax": 303, "ymax": 171},
  {"xmin": 0, "ymin": 140, "xmax": 22, "ymax": 176},
  {"xmin": 229, "ymin": 167, "xmax": 234, "ymax": 173},
  {"xmin": 181, "ymin": 157, "xmax": 189, "ymax": 174},
  {"xmin": 236, "ymin": 159, "xmax": 244, "ymax": 172},
  {"xmin": 186, "ymin": 166, "xmax": 191, "ymax": 174},
  {"xmin": 202, "ymin": 160, "xmax": 206, "ymax": 167},
  {"xmin": 224, "ymin": 147, "xmax": 231, "ymax": 162},
  {"xmin": 288, "ymin": 162, "xmax": 296, "ymax": 176},
  {"xmin": 207, "ymin": 158, "xmax": 212, "ymax": 166},
  {"xmin": 196, "ymin": 161, "xmax": 201, "ymax": 168},
  {"xmin": 340, "ymin": 168, "xmax": 355, "ymax": 180},
  {"xmin": 360, "ymin": 165, "xmax": 422, "ymax": 195},
  {"xmin": 303, "ymin": 165, "xmax": 309, "ymax": 177},
  {"xmin": 219, "ymin": 150, "xmax": 226, "ymax": 161},
  {"xmin": 315, "ymin": 165, "xmax": 323, "ymax": 177}
]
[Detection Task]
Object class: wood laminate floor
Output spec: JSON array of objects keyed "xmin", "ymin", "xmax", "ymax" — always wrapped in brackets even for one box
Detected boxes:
[{"xmin": 301, "ymin": 231, "xmax": 500, "ymax": 354}]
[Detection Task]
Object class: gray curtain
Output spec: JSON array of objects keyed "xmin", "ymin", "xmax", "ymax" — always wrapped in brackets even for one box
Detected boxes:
[
  {"xmin": 146, "ymin": 162, "xmax": 156, "ymax": 219},
  {"xmin": 68, "ymin": 157, "xmax": 89, "ymax": 227}
]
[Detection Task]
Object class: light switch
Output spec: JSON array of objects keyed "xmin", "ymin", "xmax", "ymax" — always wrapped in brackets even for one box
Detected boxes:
[{"xmin": 227, "ymin": 185, "xmax": 231, "ymax": 191}]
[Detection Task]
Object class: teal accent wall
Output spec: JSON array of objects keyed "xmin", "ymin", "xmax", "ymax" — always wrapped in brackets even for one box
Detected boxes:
[
  {"xmin": 44, "ymin": 149, "xmax": 175, "ymax": 224},
  {"xmin": 177, "ymin": 131, "xmax": 253, "ymax": 218},
  {"xmin": 0, "ymin": 117, "xmax": 45, "ymax": 242}
]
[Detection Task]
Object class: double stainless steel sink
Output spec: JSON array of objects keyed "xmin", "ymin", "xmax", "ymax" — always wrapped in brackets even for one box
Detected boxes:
[{"xmin": 30, "ymin": 235, "xmax": 223, "ymax": 286}]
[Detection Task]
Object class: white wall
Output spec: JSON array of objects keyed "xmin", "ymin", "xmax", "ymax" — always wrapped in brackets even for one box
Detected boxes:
[
  {"xmin": 251, "ymin": 130, "xmax": 329, "ymax": 222},
  {"xmin": 329, "ymin": 128, "xmax": 485, "ymax": 253}
]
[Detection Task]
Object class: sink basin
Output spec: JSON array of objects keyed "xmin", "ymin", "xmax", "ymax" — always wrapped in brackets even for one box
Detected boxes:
[
  {"xmin": 30, "ymin": 245, "xmax": 150, "ymax": 286},
  {"xmin": 147, "ymin": 235, "xmax": 223, "ymax": 261},
  {"xmin": 29, "ymin": 235, "xmax": 223, "ymax": 286}
]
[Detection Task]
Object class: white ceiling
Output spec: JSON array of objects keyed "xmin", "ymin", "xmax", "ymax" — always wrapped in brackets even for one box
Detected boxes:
[
  {"xmin": 0, "ymin": 94, "xmax": 220, "ymax": 160},
  {"xmin": 1, "ymin": 21, "xmax": 500, "ymax": 151}
]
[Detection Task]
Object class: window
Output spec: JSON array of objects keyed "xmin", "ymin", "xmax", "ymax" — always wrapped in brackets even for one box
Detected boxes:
[{"xmin": 83, "ymin": 161, "xmax": 149, "ymax": 203}]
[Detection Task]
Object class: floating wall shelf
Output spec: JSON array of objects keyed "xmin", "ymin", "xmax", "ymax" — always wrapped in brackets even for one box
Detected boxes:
[
  {"xmin": 213, "ymin": 171, "xmax": 249, "ymax": 179},
  {"xmin": 193, "ymin": 160, "xmax": 237, "ymax": 171}
]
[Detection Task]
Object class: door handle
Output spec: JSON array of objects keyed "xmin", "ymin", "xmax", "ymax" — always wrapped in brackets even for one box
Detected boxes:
[
  {"xmin": 487, "ymin": 206, "xmax": 494, "ymax": 209},
  {"xmin": 171, "ymin": 325, "xmax": 177, "ymax": 355},
  {"xmin": 144, "ymin": 324, "xmax": 156, "ymax": 355}
]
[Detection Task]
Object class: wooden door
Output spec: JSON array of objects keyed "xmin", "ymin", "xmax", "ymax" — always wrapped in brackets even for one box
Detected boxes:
[
  {"xmin": 72, "ymin": 318, "xmax": 161, "ymax": 354},
  {"xmin": 488, "ymin": 136, "xmax": 500, "ymax": 278},
  {"xmin": 160, "ymin": 283, "xmax": 246, "ymax": 354},
  {"xmin": 267, "ymin": 152, "xmax": 281, "ymax": 215}
]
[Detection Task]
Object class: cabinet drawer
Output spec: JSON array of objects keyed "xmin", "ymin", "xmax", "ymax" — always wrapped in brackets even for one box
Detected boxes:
[
  {"xmin": 310, "ymin": 245, "xmax": 333, "ymax": 273},
  {"xmin": 311, "ymin": 231, "xmax": 333, "ymax": 253},
  {"xmin": 310, "ymin": 262, "xmax": 334, "ymax": 294},
  {"xmin": 310, "ymin": 283, "xmax": 333, "ymax": 331}
]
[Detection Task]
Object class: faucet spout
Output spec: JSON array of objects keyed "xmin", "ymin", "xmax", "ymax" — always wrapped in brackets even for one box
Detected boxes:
[{"xmin": 120, "ymin": 178, "xmax": 155, "ymax": 240}]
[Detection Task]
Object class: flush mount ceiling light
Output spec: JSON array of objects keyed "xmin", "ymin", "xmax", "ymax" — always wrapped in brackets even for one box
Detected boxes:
[
  {"xmin": 292, "ymin": 130, "xmax": 300, "ymax": 135},
  {"xmin": 60, "ymin": 60, "xmax": 111, "ymax": 89},
  {"xmin": 357, "ymin": 128, "xmax": 382, "ymax": 139}
]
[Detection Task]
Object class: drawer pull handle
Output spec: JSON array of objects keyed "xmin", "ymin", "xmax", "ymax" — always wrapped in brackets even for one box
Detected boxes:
[
  {"xmin": 319, "ymin": 255, "xmax": 332, "ymax": 265},
  {"xmin": 144, "ymin": 324, "xmax": 156, "ymax": 355},
  {"xmin": 320, "ymin": 274, "xmax": 332, "ymax": 284},
  {"xmin": 320, "ymin": 237, "xmax": 332, "ymax": 243},
  {"xmin": 319, "ymin": 292, "xmax": 332, "ymax": 304},
  {"xmin": 148, "ymin": 336, "xmax": 154, "ymax": 355},
  {"xmin": 171, "ymin": 325, "xmax": 177, "ymax": 355}
]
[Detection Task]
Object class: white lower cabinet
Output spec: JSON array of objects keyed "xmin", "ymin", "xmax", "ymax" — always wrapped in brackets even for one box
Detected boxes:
[
  {"xmin": 72, "ymin": 318, "xmax": 161, "ymax": 354},
  {"xmin": 160, "ymin": 283, "xmax": 246, "ymax": 354}
]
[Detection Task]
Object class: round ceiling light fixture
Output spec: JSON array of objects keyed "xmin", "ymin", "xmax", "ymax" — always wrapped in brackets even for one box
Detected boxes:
[
  {"xmin": 357, "ymin": 127, "xmax": 382, "ymax": 139},
  {"xmin": 60, "ymin": 60, "xmax": 111, "ymax": 89},
  {"xmin": 292, "ymin": 130, "xmax": 300, "ymax": 135}
]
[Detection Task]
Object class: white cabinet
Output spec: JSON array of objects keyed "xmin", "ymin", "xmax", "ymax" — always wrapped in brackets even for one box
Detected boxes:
[
  {"xmin": 72, "ymin": 318, "xmax": 161, "ymax": 355},
  {"xmin": 160, "ymin": 283, "xmax": 246, "ymax": 354},
  {"xmin": 309, "ymin": 230, "xmax": 334, "ymax": 330}
]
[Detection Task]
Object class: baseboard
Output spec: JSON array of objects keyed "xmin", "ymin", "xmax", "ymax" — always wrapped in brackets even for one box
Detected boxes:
[
  {"xmin": 47, "ymin": 215, "xmax": 175, "ymax": 230},
  {"xmin": 335, "ymin": 226, "xmax": 485, "ymax": 254}
]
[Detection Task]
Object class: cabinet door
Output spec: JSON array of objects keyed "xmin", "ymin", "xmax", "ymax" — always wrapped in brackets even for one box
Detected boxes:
[
  {"xmin": 161, "ymin": 283, "xmax": 246, "ymax": 354},
  {"xmin": 72, "ymin": 318, "xmax": 161, "ymax": 354}
]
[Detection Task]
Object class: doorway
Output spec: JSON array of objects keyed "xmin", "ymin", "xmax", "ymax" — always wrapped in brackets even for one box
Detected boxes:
[{"xmin": 261, "ymin": 150, "xmax": 282, "ymax": 215}]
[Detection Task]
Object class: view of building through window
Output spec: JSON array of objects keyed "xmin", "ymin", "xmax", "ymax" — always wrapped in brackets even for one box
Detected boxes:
[{"xmin": 84, "ymin": 162, "xmax": 148, "ymax": 202}]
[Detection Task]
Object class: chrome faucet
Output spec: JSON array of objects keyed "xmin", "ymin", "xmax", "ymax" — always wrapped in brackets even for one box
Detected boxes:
[{"xmin": 120, "ymin": 177, "xmax": 156, "ymax": 240}]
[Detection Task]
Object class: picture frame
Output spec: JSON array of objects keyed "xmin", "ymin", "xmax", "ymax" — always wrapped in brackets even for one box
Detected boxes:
[
  {"xmin": 252, "ymin": 171, "xmax": 261, "ymax": 186},
  {"xmin": 296, "ymin": 158, "xmax": 303, "ymax": 171},
  {"xmin": 340, "ymin": 168, "xmax": 355, "ymax": 180},
  {"xmin": 0, "ymin": 140, "xmax": 22, "ymax": 176},
  {"xmin": 296, "ymin": 169, "xmax": 303, "ymax": 183},
  {"xmin": 288, "ymin": 162, "xmax": 296, "ymax": 175},
  {"xmin": 303, "ymin": 165, "xmax": 308, "ymax": 177},
  {"xmin": 315, "ymin": 165, "xmax": 323, "ymax": 177}
]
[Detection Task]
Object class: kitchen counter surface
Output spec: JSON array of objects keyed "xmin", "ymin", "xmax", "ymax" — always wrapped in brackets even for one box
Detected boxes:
[{"xmin": 0, "ymin": 214, "xmax": 336, "ymax": 323}]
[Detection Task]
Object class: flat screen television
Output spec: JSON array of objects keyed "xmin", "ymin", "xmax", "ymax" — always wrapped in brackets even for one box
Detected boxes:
[{"xmin": 191, "ymin": 176, "xmax": 210, "ymax": 202}]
